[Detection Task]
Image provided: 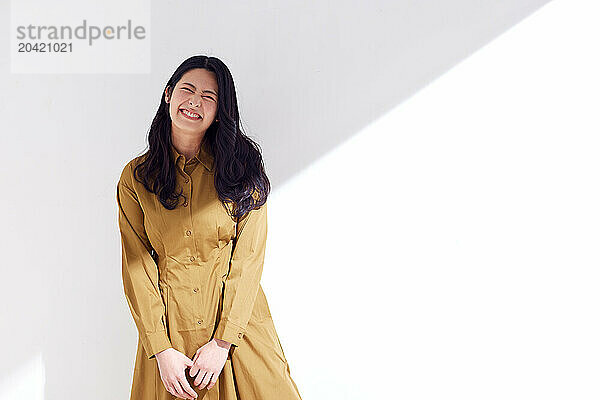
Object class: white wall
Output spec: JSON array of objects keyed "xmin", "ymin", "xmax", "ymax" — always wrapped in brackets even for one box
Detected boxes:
[{"xmin": 2, "ymin": 0, "xmax": 599, "ymax": 399}]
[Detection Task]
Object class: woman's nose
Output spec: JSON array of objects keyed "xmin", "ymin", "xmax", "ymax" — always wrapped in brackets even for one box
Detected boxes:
[{"xmin": 189, "ymin": 94, "xmax": 202, "ymax": 107}]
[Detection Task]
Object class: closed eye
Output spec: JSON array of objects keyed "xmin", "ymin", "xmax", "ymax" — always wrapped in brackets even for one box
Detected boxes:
[{"xmin": 182, "ymin": 87, "xmax": 215, "ymax": 101}]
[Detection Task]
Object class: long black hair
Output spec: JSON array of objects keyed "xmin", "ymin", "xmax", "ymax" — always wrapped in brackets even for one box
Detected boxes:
[{"xmin": 133, "ymin": 55, "xmax": 270, "ymax": 221}]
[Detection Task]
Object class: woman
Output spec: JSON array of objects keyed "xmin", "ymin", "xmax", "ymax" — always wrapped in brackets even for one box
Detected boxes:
[{"xmin": 116, "ymin": 55, "xmax": 302, "ymax": 400}]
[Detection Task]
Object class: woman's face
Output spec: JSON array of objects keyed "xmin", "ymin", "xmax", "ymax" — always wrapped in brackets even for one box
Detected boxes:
[{"xmin": 165, "ymin": 68, "xmax": 219, "ymax": 135}]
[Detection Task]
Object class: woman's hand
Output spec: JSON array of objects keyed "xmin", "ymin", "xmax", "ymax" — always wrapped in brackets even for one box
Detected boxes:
[
  {"xmin": 189, "ymin": 338, "xmax": 231, "ymax": 390},
  {"xmin": 155, "ymin": 348, "xmax": 198, "ymax": 399}
]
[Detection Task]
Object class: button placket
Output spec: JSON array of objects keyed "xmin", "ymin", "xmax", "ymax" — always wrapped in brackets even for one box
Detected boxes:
[
  {"xmin": 180, "ymin": 168, "xmax": 199, "ymax": 267},
  {"xmin": 179, "ymin": 166, "xmax": 191, "ymax": 208}
]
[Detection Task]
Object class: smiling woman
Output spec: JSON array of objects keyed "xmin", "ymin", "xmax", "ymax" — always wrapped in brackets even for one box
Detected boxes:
[
  {"xmin": 166, "ymin": 70, "xmax": 220, "ymax": 148},
  {"xmin": 116, "ymin": 55, "xmax": 303, "ymax": 400}
]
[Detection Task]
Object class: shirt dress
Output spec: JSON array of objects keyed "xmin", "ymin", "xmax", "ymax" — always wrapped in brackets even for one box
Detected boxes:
[{"xmin": 116, "ymin": 139, "xmax": 302, "ymax": 400}]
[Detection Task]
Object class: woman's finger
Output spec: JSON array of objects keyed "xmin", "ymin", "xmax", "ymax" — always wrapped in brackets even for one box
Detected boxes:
[
  {"xmin": 206, "ymin": 372, "xmax": 219, "ymax": 390},
  {"xmin": 172, "ymin": 379, "xmax": 193, "ymax": 399},
  {"xmin": 198, "ymin": 371, "xmax": 213, "ymax": 390},
  {"xmin": 179, "ymin": 374, "xmax": 198, "ymax": 399},
  {"xmin": 193, "ymin": 369, "xmax": 207, "ymax": 387},
  {"xmin": 188, "ymin": 361, "xmax": 198, "ymax": 377},
  {"xmin": 166, "ymin": 382, "xmax": 178, "ymax": 398},
  {"xmin": 189, "ymin": 353, "xmax": 202, "ymax": 377}
]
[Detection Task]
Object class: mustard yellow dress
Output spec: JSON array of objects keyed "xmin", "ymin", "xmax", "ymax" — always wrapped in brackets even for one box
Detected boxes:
[{"xmin": 116, "ymin": 139, "xmax": 302, "ymax": 400}]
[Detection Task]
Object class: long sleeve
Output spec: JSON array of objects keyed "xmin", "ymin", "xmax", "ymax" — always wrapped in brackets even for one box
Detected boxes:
[
  {"xmin": 214, "ymin": 201, "xmax": 268, "ymax": 347},
  {"xmin": 116, "ymin": 163, "xmax": 172, "ymax": 359}
]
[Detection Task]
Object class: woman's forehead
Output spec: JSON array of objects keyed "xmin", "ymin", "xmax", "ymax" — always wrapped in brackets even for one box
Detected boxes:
[{"xmin": 179, "ymin": 69, "xmax": 218, "ymax": 93}]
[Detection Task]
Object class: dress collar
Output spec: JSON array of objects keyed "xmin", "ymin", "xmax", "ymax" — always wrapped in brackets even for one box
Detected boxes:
[{"xmin": 169, "ymin": 138, "xmax": 214, "ymax": 172}]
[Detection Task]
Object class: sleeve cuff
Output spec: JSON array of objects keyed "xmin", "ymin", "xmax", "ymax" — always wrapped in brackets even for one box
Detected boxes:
[
  {"xmin": 140, "ymin": 330, "xmax": 172, "ymax": 359},
  {"xmin": 213, "ymin": 319, "xmax": 246, "ymax": 347}
]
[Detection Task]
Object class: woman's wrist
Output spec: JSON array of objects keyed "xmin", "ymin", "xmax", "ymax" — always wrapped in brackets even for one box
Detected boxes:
[{"xmin": 154, "ymin": 347, "xmax": 173, "ymax": 361}]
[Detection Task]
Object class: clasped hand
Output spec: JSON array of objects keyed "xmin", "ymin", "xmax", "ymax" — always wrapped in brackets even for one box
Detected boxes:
[{"xmin": 156, "ymin": 338, "xmax": 231, "ymax": 399}]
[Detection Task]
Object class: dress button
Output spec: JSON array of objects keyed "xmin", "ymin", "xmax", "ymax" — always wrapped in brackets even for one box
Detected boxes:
[
  {"xmin": 193, "ymin": 287, "xmax": 198, "ymax": 293},
  {"xmin": 185, "ymin": 230, "xmax": 192, "ymax": 236},
  {"xmin": 190, "ymin": 256, "xmax": 195, "ymax": 262},
  {"xmin": 237, "ymin": 333, "xmax": 243, "ymax": 339},
  {"xmin": 183, "ymin": 201, "xmax": 188, "ymax": 207},
  {"xmin": 197, "ymin": 320, "xmax": 203, "ymax": 325}
]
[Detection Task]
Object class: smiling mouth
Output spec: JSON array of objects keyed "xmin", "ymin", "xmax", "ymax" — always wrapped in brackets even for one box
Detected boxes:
[{"xmin": 180, "ymin": 108, "xmax": 202, "ymax": 120}]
